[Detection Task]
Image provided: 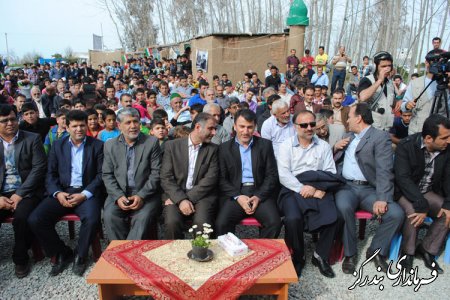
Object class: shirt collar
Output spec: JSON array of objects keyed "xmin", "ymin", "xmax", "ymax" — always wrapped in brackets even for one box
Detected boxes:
[
  {"xmin": 355, "ymin": 126, "xmax": 371, "ymax": 139},
  {"xmin": 188, "ymin": 134, "xmax": 202, "ymax": 149},
  {"xmin": 68, "ymin": 137, "xmax": 86, "ymax": 147},
  {"xmin": 235, "ymin": 137, "xmax": 253, "ymax": 148},
  {"xmin": 292, "ymin": 135, "xmax": 319, "ymax": 148},
  {"xmin": 0, "ymin": 131, "xmax": 20, "ymax": 145}
]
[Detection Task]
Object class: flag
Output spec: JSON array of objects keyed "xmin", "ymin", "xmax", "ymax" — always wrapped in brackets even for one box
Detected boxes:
[
  {"xmin": 93, "ymin": 34, "xmax": 103, "ymax": 50},
  {"xmin": 169, "ymin": 47, "xmax": 177, "ymax": 59},
  {"xmin": 145, "ymin": 48, "xmax": 153, "ymax": 57},
  {"xmin": 121, "ymin": 54, "xmax": 128, "ymax": 63}
]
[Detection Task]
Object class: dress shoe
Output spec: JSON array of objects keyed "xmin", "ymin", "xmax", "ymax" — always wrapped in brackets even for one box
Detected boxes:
[
  {"xmin": 72, "ymin": 255, "xmax": 88, "ymax": 276},
  {"xmin": 342, "ymin": 255, "xmax": 357, "ymax": 274},
  {"xmin": 416, "ymin": 244, "xmax": 444, "ymax": 274},
  {"xmin": 15, "ymin": 263, "xmax": 30, "ymax": 278},
  {"xmin": 399, "ymin": 254, "xmax": 414, "ymax": 273},
  {"xmin": 312, "ymin": 255, "xmax": 335, "ymax": 278},
  {"xmin": 50, "ymin": 249, "xmax": 74, "ymax": 276},
  {"xmin": 366, "ymin": 250, "xmax": 388, "ymax": 273},
  {"xmin": 292, "ymin": 258, "xmax": 305, "ymax": 278}
]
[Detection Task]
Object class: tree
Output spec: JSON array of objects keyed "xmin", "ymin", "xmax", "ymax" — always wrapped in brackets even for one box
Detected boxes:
[
  {"xmin": 98, "ymin": 0, "xmax": 158, "ymax": 51},
  {"xmin": 21, "ymin": 51, "xmax": 43, "ymax": 65},
  {"xmin": 52, "ymin": 53, "xmax": 63, "ymax": 59}
]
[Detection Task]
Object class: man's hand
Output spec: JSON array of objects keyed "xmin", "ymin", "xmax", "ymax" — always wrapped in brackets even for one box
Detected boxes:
[
  {"xmin": 128, "ymin": 195, "xmax": 144, "ymax": 210},
  {"xmin": 67, "ymin": 193, "xmax": 87, "ymax": 207},
  {"xmin": 164, "ymin": 198, "xmax": 174, "ymax": 206},
  {"xmin": 437, "ymin": 208, "xmax": 450, "ymax": 228},
  {"xmin": 237, "ymin": 195, "xmax": 252, "ymax": 214},
  {"xmin": 117, "ymin": 196, "xmax": 132, "ymax": 210},
  {"xmin": 0, "ymin": 196, "xmax": 13, "ymax": 210},
  {"xmin": 10, "ymin": 194, "xmax": 23, "ymax": 210},
  {"xmin": 408, "ymin": 212, "xmax": 427, "ymax": 228},
  {"xmin": 377, "ymin": 67, "xmax": 390, "ymax": 83},
  {"xmin": 300, "ymin": 185, "xmax": 316, "ymax": 198},
  {"xmin": 313, "ymin": 190, "xmax": 326, "ymax": 199},
  {"xmin": 248, "ymin": 196, "xmax": 261, "ymax": 214},
  {"xmin": 373, "ymin": 201, "xmax": 388, "ymax": 216},
  {"xmin": 393, "ymin": 100, "xmax": 402, "ymax": 113},
  {"xmin": 56, "ymin": 192, "xmax": 72, "ymax": 208},
  {"xmin": 406, "ymin": 101, "xmax": 416, "ymax": 110},
  {"xmin": 334, "ymin": 137, "xmax": 350, "ymax": 152},
  {"xmin": 179, "ymin": 199, "xmax": 195, "ymax": 216}
]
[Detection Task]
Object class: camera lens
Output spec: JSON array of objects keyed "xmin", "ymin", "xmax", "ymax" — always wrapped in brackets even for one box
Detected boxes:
[{"xmin": 377, "ymin": 108, "xmax": 385, "ymax": 115}]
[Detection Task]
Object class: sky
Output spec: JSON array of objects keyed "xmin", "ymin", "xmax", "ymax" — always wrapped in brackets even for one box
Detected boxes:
[{"xmin": 0, "ymin": 0, "xmax": 122, "ymax": 59}]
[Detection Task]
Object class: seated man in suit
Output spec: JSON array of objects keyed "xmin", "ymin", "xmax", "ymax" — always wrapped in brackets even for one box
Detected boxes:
[
  {"xmin": 394, "ymin": 114, "xmax": 450, "ymax": 274},
  {"xmin": 103, "ymin": 108, "xmax": 162, "ymax": 240},
  {"xmin": 334, "ymin": 103, "xmax": 404, "ymax": 274},
  {"xmin": 278, "ymin": 110, "xmax": 340, "ymax": 278},
  {"xmin": 215, "ymin": 109, "xmax": 281, "ymax": 238},
  {"xmin": 0, "ymin": 104, "xmax": 47, "ymax": 278},
  {"xmin": 161, "ymin": 113, "xmax": 219, "ymax": 239},
  {"xmin": 29, "ymin": 110, "xmax": 104, "ymax": 277}
]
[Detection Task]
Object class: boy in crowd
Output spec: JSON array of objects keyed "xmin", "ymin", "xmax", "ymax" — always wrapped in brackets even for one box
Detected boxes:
[
  {"xmin": 390, "ymin": 109, "xmax": 412, "ymax": 145},
  {"xmin": 85, "ymin": 108, "xmax": 103, "ymax": 139},
  {"xmin": 98, "ymin": 109, "xmax": 120, "ymax": 142},
  {"xmin": 43, "ymin": 108, "xmax": 69, "ymax": 154}
]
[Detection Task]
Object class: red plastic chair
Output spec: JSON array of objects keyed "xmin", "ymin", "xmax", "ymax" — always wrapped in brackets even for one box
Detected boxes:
[
  {"xmin": 239, "ymin": 217, "xmax": 262, "ymax": 227},
  {"xmin": 59, "ymin": 214, "xmax": 103, "ymax": 261}
]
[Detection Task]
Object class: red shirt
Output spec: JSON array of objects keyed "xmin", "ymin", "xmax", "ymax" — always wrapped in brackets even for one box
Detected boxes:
[{"xmin": 301, "ymin": 56, "xmax": 315, "ymax": 70}]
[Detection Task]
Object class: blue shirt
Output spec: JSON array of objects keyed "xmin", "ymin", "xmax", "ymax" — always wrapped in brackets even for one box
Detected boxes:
[
  {"xmin": 311, "ymin": 73, "xmax": 329, "ymax": 86},
  {"xmin": 236, "ymin": 138, "xmax": 254, "ymax": 183},
  {"xmin": 68, "ymin": 138, "xmax": 92, "ymax": 199},
  {"xmin": 342, "ymin": 126, "xmax": 371, "ymax": 181},
  {"xmin": 98, "ymin": 128, "xmax": 121, "ymax": 142}
]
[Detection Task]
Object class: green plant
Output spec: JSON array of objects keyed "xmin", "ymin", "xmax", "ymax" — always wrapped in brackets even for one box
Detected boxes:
[{"xmin": 189, "ymin": 223, "xmax": 213, "ymax": 248}]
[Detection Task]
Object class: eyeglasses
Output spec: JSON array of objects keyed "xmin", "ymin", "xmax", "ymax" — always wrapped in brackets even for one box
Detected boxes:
[
  {"xmin": 295, "ymin": 122, "xmax": 316, "ymax": 128},
  {"xmin": 0, "ymin": 117, "xmax": 18, "ymax": 124}
]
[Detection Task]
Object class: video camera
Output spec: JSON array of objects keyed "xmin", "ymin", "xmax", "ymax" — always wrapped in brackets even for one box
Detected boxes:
[{"xmin": 426, "ymin": 51, "xmax": 450, "ymax": 84}]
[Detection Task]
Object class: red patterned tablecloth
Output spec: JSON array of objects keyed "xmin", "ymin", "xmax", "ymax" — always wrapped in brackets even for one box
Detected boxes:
[{"xmin": 101, "ymin": 239, "xmax": 291, "ymax": 300}]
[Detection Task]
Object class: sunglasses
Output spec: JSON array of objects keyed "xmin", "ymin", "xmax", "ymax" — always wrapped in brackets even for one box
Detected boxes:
[
  {"xmin": 295, "ymin": 122, "xmax": 316, "ymax": 129},
  {"xmin": 0, "ymin": 117, "xmax": 18, "ymax": 124}
]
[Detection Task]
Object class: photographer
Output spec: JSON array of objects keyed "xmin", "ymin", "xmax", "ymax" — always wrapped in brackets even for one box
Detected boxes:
[
  {"xmin": 401, "ymin": 55, "xmax": 438, "ymax": 135},
  {"xmin": 358, "ymin": 51, "xmax": 395, "ymax": 131}
]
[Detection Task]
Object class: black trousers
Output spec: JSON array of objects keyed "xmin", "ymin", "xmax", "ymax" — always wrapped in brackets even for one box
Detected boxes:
[
  {"xmin": 215, "ymin": 186, "xmax": 281, "ymax": 238},
  {"xmin": 164, "ymin": 198, "xmax": 216, "ymax": 239},
  {"xmin": 281, "ymin": 193, "xmax": 336, "ymax": 262},
  {"xmin": 0, "ymin": 192, "xmax": 40, "ymax": 265},
  {"xmin": 28, "ymin": 188, "xmax": 102, "ymax": 258}
]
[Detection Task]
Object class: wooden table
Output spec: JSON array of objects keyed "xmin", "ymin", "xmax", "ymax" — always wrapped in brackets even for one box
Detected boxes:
[{"xmin": 87, "ymin": 240, "xmax": 298, "ymax": 300}]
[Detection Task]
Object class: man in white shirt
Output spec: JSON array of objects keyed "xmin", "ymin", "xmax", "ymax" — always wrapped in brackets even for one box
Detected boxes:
[
  {"xmin": 261, "ymin": 101, "xmax": 295, "ymax": 158},
  {"xmin": 277, "ymin": 110, "xmax": 339, "ymax": 278}
]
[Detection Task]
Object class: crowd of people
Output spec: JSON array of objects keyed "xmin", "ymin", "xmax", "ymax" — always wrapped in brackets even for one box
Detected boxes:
[{"xmin": 0, "ymin": 37, "xmax": 449, "ymax": 282}]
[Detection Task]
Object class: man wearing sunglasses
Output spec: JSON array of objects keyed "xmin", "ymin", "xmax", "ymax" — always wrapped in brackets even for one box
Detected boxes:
[
  {"xmin": 277, "ymin": 110, "xmax": 339, "ymax": 278},
  {"xmin": 334, "ymin": 103, "xmax": 404, "ymax": 274}
]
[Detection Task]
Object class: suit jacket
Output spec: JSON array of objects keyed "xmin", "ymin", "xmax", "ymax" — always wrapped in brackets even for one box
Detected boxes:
[
  {"xmin": 160, "ymin": 137, "xmax": 219, "ymax": 204},
  {"xmin": 394, "ymin": 132, "xmax": 450, "ymax": 212},
  {"xmin": 78, "ymin": 67, "xmax": 94, "ymax": 78},
  {"xmin": 293, "ymin": 99, "xmax": 322, "ymax": 114},
  {"xmin": 218, "ymin": 136, "xmax": 279, "ymax": 202},
  {"xmin": 335, "ymin": 126, "xmax": 394, "ymax": 202},
  {"xmin": 0, "ymin": 130, "xmax": 47, "ymax": 198},
  {"xmin": 103, "ymin": 134, "xmax": 161, "ymax": 203},
  {"xmin": 47, "ymin": 135, "xmax": 104, "ymax": 197},
  {"xmin": 28, "ymin": 96, "xmax": 54, "ymax": 118}
]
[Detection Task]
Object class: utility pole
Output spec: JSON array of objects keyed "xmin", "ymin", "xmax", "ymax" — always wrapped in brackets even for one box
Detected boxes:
[{"xmin": 5, "ymin": 33, "xmax": 9, "ymax": 60}]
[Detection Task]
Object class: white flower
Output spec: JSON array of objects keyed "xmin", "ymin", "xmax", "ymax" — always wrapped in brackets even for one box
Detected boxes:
[
  {"xmin": 203, "ymin": 223, "xmax": 211, "ymax": 227},
  {"xmin": 188, "ymin": 228, "xmax": 193, "ymax": 233},
  {"xmin": 192, "ymin": 225, "xmax": 198, "ymax": 229},
  {"xmin": 202, "ymin": 234, "xmax": 209, "ymax": 239},
  {"xmin": 197, "ymin": 231, "xmax": 202, "ymax": 235}
]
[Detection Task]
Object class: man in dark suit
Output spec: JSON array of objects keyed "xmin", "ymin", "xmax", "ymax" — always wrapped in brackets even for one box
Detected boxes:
[
  {"xmin": 102, "ymin": 108, "xmax": 161, "ymax": 240},
  {"xmin": 161, "ymin": 113, "xmax": 219, "ymax": 239},
  {"xmin": 334, "ymin": 103, "xmax": 404, "ymax": 274},
  {"xmin": 394, "ymin": 114, "xmax": 450, "ymax": 274},
  {"xmin": 216, "ymin": 109, "xmax": 281, "ymax": 238},
  {"xmin": 78, "ymin": 62, "xmax": 94, "ymax": 79},
  {"xmin": 0, "ymin": 104, "xmax": 47, "ymax": 278},
  {"xmin": 29, "ymin": 110, "xmax": 104, "ymax": 277},
  {"xmin": 19, "ymin": 102, "xmax": 56, "ymax": 142}
]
